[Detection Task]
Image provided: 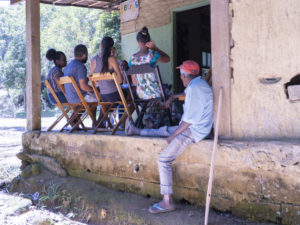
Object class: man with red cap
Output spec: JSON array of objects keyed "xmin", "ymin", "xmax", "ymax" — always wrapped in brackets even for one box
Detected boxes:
[{"xmin": 126, "ymin": 60, "xmax": 213, "ymax": 213}]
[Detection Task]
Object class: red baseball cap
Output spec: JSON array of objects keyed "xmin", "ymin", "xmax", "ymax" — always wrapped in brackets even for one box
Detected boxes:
[{"xmin": 176, "ymin": 60, "xmax": 200, "ymax": 75}]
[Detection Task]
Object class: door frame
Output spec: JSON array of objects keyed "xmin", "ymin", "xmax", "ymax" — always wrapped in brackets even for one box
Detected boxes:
[{"xmin": 171, "ymin": 0, "xmax": 232, "ymax": 138}]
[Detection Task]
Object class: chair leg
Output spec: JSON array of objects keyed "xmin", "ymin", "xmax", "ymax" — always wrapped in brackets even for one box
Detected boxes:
[
  {"xmin": 93, "ymin": 105, "xmax": 113, "ymax": 134},
  {"xmin": 47, "ymin": 107, "xmax": 71, "ymax": 131},
  {"xmin": 47, "ymin": 113, "xmax": 65, "ymax": 131},
  {"xmin": 60, "ymin": 107, "xmax": 83, "ymax": 132},
  {"xmin": 60, "ymin": 113, "xmax": 77, "ymax": 132},
  {"xmin": 135, "ymin": 103, "xmax": 148, "ymax": 128},
  {"xmin": 112, "ymin": 114, "xmax": 128, "ymax": 135},
  {"xmin": 111, "ymin": 104, "xmax": 135, "ymax": 135},
  {"xmin": 70, "ymin": 112, "xmax": 88, "ymax": 133}
]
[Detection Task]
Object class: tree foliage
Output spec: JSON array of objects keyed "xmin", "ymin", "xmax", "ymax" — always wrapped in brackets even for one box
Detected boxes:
[{"xmin": 0, "ymin": 3, "xmax": 120, "ymax": 116}]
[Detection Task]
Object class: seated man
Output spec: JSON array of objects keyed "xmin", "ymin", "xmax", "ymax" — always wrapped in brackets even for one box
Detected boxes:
[
  {"xmin": 64, "ymin": 44, "xmax": 97, "ymax": 104},
  {"xmin": 126, "ymin": 60, "xmax": 213, "ymax": 213}
]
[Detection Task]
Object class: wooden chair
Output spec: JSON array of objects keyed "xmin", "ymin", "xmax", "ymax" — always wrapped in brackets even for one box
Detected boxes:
[
  {"xmin": 44, "ymin": 80, "xmax": 71, "ymax": 131},
  {"xmin": 122, "ymin": 64, "xmax": 167, "ymax": 128},
  {"xmin": 89, "ymin": 72, "xmax": 134, "ymax": 134},
  {"xmin": 57, "ymin": 76, "xmax": 97, "ymax": 133}
]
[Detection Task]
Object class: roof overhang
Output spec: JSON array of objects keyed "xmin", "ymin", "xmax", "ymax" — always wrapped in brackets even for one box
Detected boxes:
[{"xmin": 10, "ymin": 0, "xmax": 124, "ymax": 10}]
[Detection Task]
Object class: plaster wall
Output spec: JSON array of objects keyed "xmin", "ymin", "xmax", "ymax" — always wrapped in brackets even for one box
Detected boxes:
[
  {"xmin": 230, "ymin": 0, "xmax": 300, "ymax": 139},
  {"xmin": 22, "ymin": 132, "xmax": 300, "ymax": 223},
  {"xmin": 120, "ymin": 0, "xmax": 208, "ymax": 35}
]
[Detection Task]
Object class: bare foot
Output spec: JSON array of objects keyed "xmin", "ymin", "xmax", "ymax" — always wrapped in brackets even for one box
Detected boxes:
[
  {"xmin": 127, "ymin": 123, "xmax": 140, "ymax": 135},
  {"xmin": 125, "ymin": 118, "xmax": 140, "ymax": 136}
]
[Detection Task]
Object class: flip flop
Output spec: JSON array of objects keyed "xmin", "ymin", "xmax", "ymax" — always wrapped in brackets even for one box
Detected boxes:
[{"xmin": 148, "ymin": 203, "xmax": 175, "ymax": 214}]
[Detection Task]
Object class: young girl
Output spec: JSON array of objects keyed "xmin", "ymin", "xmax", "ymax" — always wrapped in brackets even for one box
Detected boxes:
[{"xmin": 129, "ymin": 26, "xmax": 170, "ymax": 99}]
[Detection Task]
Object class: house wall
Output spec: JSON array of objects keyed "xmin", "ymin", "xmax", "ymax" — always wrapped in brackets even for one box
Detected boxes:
[
  {"xmin": 230, "ymin": 0, "xmax": 300, "ymax": 139},
  {"xmin": 121, "ymin": 0, "xmax": 300, "ymax": 139}
]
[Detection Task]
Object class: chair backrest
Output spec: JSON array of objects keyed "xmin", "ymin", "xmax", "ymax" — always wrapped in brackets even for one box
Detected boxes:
[
  {"xmin": 45, "ymin": 79, "xmax": 70, "ymax": 121},
  {"xmin": 57, "ymin": 76, "xmax": 96, "ymax": 124},
  {"xmin": 89, "ymin": 72, "xmax": 132, "ymax": 119},
  {"xmin": 57, "ymin": 76, "xmax": 85, "ymax": 103},
  {"xmin": 123, "ymin": 64, "xmax": 166, "ymax": 102},
  {"xmin": 45, "ymin": 80, "xmax": 62, "ymax": 106}
]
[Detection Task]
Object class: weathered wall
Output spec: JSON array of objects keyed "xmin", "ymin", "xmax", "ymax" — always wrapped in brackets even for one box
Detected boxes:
[
  {"xmin": 230, "ymin": 0, "xmax": 300, "ymax": 139},
  {"xmin": 22, "ymin": 132, "xmax": 300, "ymax": 224},
  {"xmin": 120, "ymin": 0, "xmax": 208, "ymax": 35}
]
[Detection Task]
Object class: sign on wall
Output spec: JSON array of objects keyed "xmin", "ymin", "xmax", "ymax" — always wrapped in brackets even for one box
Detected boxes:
[{"xmin": 120, "ymin": 0, "xmax": 139, "ymax": 23}]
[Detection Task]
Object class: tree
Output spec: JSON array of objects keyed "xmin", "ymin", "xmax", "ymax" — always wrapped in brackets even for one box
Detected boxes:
[{"xmin": 0, "ymin": 3, "xmax": 121, "ymax": 117}]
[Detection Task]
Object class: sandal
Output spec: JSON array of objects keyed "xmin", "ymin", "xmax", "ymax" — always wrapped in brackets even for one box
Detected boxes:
[{"xmin": 149, "ymin": 203, "xmax": 175, "ymax": 214}]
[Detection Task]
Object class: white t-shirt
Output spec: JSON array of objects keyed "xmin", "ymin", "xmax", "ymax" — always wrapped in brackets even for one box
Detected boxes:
[{"xmin": 181, "ymin": 76, "xmax": 214, "ymax": 142}]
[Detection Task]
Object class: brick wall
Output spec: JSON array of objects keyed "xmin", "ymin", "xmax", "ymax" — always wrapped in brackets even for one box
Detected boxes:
[{"xmin": 121, "ymin": 0, "xmax": 204, "ymax": 35}]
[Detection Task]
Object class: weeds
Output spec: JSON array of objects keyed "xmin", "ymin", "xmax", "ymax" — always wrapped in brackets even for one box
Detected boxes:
[
  {"xmin": 39, "ymin": 182, "xmax": 61, "ymax": 210},
  {"xmin": 38, "ymin": 182, "xmax": 90, "ymax": 222}
]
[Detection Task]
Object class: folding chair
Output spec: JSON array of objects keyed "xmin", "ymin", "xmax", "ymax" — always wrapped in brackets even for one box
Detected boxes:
[
  {"xmin": 89, "ymin": 72, "xmax": 134, "ymax": 134},
  {"xmin": 44, "ymin": 80, "xmax": 71, "ymax": 131},
  {"xmin": 57, "ymin": 76, "xmax": 97, "ymax": 133},
  {"xmin": 122, "ymin": 64, "xmax": 168, "ymax": 128}
]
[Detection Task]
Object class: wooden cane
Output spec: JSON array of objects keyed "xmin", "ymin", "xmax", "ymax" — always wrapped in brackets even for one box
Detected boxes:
[{"xmin": 204, "ymin": 87, "xmax": 223, "ymax": 225}]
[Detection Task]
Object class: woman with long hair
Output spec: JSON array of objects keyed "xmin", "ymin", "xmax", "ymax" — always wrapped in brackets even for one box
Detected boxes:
[
  {"xmin": 46, "ymin": 48, "xmax": 67, "ymax": 104},
  {"xmin": 90, "ymin": 36, "xmax": 123, "ymax": 102}
]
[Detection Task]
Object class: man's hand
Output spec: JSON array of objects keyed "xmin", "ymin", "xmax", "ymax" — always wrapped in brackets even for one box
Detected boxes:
[
  {"xmin": 165, "ymin": 95, "xmax": 174, "ymax": 109},
  {"xmin": 166, "ymin": 121, "xmax": 191, "ymax": 144}
]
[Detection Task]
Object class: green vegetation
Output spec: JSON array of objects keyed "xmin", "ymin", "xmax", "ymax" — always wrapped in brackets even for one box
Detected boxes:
[{"xmin": 0, "ymin": 3, "xmax": 120, "ymax": 117}]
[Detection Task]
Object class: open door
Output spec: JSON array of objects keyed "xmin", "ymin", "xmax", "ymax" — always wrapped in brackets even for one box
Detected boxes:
[{"xmin": 174, "ymin": 5, "xmax": 211, "ymax": 93}]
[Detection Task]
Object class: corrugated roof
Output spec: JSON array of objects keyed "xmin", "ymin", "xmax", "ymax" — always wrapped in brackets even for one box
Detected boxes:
[{"xmin": 11, "ymin": 0, "xmax": 124, "ymax": 10}]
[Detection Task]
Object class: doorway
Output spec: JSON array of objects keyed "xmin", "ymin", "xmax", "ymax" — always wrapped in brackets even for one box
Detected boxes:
[{"xmin": 174, "ymin": 5, "xmax": 211, "ymax": 93}]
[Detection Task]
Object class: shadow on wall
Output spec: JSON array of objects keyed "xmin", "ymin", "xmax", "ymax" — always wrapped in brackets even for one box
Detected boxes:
[{"xmin": 284, "ymin": 74, "xmax": 300, "ymax": 100}]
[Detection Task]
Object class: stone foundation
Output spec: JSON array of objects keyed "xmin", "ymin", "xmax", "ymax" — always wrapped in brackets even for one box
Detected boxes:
[{"xmin": 21, "ymin": 131, "xmax": 300, "ymax": 224}]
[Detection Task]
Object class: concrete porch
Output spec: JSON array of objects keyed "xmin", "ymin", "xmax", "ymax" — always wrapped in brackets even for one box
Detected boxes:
[{"xmin": 20, "ymin": 131, "xmax": 300, "ymax": 224}]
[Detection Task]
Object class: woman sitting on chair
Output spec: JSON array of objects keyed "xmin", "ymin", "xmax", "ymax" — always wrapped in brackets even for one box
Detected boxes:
[
  {"xmin": 129, "ymin": 26, "xmax": 170, "ymax": 100},
  {"xmin": 46, "ymin": 48, "xmax": 67, "ymax": 104},
  {"xmin": 90, "ymin": 36, "xmax": 123, "ymax": 102}
]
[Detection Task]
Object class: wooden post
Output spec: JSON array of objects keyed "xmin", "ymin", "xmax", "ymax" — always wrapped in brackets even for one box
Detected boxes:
[
  {"xmin": 211, "ymin": 0, "xmax": 231, "ymax": 138},
  {"xmin": 26, "ymin": 0, "xmax": 41, "ymax": 130},
  {"xmin": 204, "ymin": 87, "xmax": 223, "ymax": 225}
]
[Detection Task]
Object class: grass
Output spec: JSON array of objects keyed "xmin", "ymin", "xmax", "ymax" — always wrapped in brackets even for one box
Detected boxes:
[{"xmin": 39, "ymin": 182, "xmax": 61, "ymax": 209}]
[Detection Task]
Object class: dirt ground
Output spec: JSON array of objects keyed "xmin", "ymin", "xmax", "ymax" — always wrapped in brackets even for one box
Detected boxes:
[{"xmin": 0, "ymin": 117, "xmax": 276, "ymax": 225}]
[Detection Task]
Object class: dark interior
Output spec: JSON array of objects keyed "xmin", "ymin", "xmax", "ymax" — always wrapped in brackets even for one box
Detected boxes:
[{"xmin": 175, "ymin": 5, "xmax": 211, "ymax": 93}]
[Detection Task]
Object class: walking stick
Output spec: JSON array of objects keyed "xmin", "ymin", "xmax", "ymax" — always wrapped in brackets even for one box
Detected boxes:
[{"xmin": 204, "ymin": 87, "xmax": 223, "ymax": 225}]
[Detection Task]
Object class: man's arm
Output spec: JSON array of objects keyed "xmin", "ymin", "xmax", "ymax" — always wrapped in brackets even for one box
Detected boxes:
[
  {"xmin": 165, "ymin": 93, "xmax": 185, "ymax": 108},
  {"xmin": 166, "ymin": 121, "xmax": 191, "ymax": 144},
  {"xmin": 90, "ymin": 59, "xmax": 96, "ymax": 74},
  {"xmin": 79, "ymin": 79, "xmax": 93, "ymax": 92}
]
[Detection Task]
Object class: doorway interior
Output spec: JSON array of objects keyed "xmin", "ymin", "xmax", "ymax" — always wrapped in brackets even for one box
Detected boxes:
[{"xmin": 174, "ymin": 5, "xmax": 211, "ymax": 93}]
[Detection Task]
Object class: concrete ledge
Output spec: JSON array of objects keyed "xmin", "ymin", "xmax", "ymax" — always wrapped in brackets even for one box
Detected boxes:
[{"xmin": 22, "ymin": 131, "xmax": 300, "ymax": 224}]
